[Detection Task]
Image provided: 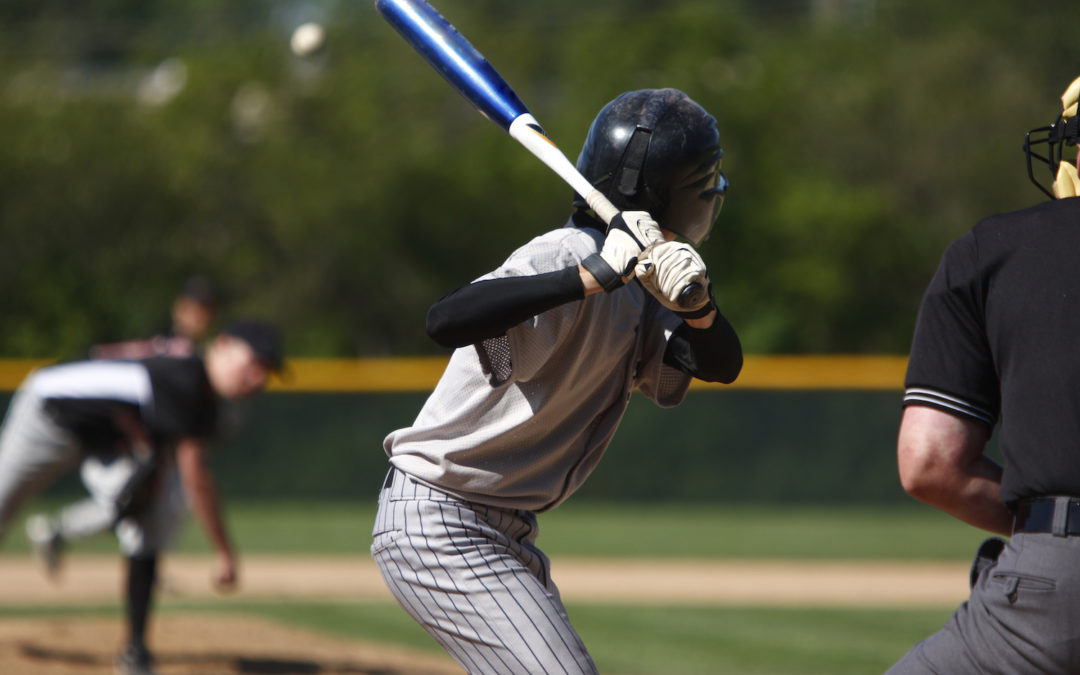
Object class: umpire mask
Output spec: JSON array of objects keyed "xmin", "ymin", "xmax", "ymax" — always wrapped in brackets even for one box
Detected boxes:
[
  {"xmin": 1024, "ymin": 75, "xmax": 1080, "ymax": 200},
  {"xmin": 574, "ymin": 89, "xmax": 727, "ymax": 246}
]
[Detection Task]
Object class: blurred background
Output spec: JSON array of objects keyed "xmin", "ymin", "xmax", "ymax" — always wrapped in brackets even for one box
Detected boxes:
[
  {"xmin": 3, "ymin": 0, "xmax": 1076, "ymax": 358},
  {"xmin": 2, "ymin": 5, "xmax": 1078, "ymax": 671},
  {"xmin": 1, "ymin": 0, "xmax": 1077, "ymax": 504}
]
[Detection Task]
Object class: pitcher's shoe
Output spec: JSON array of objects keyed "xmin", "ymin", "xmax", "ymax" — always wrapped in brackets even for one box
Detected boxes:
[{"xmin": 114, "ymin": 643, "xmax": 156, "ymax": 675}]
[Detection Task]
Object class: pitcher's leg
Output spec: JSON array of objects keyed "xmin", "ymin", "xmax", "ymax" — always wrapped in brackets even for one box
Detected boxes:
[{"xmin": 0, "ymin": 392, "xmax": 81, "ymax": 539}]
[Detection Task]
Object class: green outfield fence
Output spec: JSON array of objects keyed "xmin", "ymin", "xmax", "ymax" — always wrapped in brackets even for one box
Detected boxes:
[{"xmin": 0, "ymin": 356, "xmax": 919, "ymax": 504}]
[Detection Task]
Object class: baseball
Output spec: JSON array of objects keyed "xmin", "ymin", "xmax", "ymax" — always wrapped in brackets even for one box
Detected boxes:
[{"xmin": 290, "ymin": 22, "xmax": 325, "ymax": 56}]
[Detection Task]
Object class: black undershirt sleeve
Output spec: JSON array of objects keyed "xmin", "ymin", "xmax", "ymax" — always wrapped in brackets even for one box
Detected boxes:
[
  {"xmin": 426, "ymin": 266, "xmax": 586, "ymax": 349},
  {"xmin": 663, "ymin": 312, "xmax": 743, "ymax": 383}
]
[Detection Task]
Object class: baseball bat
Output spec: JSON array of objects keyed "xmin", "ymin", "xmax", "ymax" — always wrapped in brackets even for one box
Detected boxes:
[{"xmin": 374, "ymin": 0, "xmax": 706, "ymax": 309}]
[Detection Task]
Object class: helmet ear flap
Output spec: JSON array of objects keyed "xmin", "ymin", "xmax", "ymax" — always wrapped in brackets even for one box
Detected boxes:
[{"xmin": 615, "ymin": 127, "xmax": 652, "ymax": 199}]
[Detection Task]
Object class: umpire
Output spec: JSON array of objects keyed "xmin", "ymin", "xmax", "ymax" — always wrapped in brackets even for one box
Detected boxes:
[{"xmin": 887, "ymin": 75, "xmax": 1080, "ymax": 673}]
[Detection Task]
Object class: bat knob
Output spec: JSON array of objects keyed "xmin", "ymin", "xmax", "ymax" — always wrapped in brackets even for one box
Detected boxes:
[{"xmin": 678, "ymin": 282, "xmax": 708, "ymax": 310}]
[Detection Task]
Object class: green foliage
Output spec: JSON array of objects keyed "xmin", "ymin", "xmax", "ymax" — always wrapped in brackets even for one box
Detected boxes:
[{"xmin": 0, "ymin": 1, "xmax": 1077, "ymax": 356}]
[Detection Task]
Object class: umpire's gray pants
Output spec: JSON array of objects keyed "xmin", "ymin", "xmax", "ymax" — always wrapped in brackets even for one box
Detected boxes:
[
  {"xmin": 886, "ymin": 533, "xmax": 1080, "ymax": 674},
  {"xmin": 372, "ymin": 468, "xmax": 598, "ymax": 675},
  {"xmin": 0, "ymin": 388, "xmax": 82, "ymax": 540}
]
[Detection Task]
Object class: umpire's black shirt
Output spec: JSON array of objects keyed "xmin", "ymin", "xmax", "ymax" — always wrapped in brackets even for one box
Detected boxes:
[{"xmin": 904, "ymin": 196, "xmax": 1080, "ymax": 507}]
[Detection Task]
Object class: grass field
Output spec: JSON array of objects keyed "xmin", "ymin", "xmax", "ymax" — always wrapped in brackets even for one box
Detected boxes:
[
  {"xmin": 4, "ymin": 499, "xmax": 989, "ymax": 559},
  {"xmin": 1, "ymin": 499, "xmax": 977, "ymax": 674}
]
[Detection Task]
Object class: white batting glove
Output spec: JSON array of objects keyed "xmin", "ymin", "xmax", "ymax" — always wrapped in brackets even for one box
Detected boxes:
[
  {"xmin": 582, "ymin": 211, "xmax": 665, "ymax": 292},
  {"xmin": 635, "ymin": 241, "xmax": 712, "ymax": 313}
]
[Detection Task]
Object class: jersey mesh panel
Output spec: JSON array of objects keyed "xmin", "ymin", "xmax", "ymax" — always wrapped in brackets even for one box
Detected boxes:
[
  {"xmin": 476, "ymin": 336, "xmax": 513, "ymax": 386},
  {"xmin": 656, "ymin": 364, "xmax": 688, "ymax": 402}
]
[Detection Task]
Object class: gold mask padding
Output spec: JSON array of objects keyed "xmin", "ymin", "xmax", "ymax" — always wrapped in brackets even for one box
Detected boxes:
[{"xmin": 1051, "ymin": 75, "xmax": 1080, "ymax": 198}]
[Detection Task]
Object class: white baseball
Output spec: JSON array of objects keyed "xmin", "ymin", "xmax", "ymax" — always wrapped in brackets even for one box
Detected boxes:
[{"xmin": 290, "ymin": 22, "xmax": 325, "ymax": 56}]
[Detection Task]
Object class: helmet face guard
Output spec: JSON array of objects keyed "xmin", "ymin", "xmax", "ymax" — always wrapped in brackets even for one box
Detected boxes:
[
  {"xmin": 575, "ymin": 89, "xmax": 727, "ymax": 246},
  {"xmin": 1024, "ymin": 113, "xmax": 1080, "ymax": 199},
  {"xmin": 659, "ymin": 151, "xmax": 728, "ymax": 245}
]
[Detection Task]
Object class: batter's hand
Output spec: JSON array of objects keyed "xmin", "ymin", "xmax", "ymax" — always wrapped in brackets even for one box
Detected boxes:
[
  {"xmin": 635, "ymin": 241, "xmax": 712, "ymax": 313},
  {"xmin": 582, "ymin": 211, "xmax": 665, "ymax": 292}
]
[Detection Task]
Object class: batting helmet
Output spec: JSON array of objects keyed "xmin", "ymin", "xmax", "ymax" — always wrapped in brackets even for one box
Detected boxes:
[
  {"xmin": 1024, "ymin": 75, "xmax": 1080, "ymax": 199},
  {"xmin": 574, "ymin": 88, "xmax": 727, "ymax": 246}
]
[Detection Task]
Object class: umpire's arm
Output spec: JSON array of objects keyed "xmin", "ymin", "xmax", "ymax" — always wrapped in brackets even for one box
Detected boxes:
[
  {"xmin": 176, "ymin": 438, "xmax": 238, "ymax": 590},
  {"xmin": 897, "ymin": 406, "xmax": 1012, "ymax": 536}
]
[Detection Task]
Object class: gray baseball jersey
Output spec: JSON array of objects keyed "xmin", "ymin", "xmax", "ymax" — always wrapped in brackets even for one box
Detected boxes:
[{"xmin": 383, "ymin": 223, "xmax": 690, "ymax": 512}]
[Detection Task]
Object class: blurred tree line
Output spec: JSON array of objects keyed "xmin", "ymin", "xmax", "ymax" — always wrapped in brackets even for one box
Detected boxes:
[{"xmin": 0, "ymin": 0, "xmax": 1076, "ymax": 359}]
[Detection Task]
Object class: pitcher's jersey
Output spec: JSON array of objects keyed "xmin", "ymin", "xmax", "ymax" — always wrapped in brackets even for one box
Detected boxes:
[
  {"xmin": 28, "ymin": 356, "xmax": 217, "ymax": 454},
  {"xmin": 384, "ymin": 221, "xmax": 690, "ymax": 512}
]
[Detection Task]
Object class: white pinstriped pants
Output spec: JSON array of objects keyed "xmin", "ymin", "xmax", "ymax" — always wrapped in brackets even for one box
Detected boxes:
[{"xmin": 371, "ymin": 468, "xmax": 598, "ymax": 675}]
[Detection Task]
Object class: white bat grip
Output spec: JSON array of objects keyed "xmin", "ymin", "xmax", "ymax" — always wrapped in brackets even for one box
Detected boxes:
[
  {"xmin": 509, "ymin": 114, "xmax": 619, "ymax": 225},
  {"xmin": 581, "ymin": 190, "xmax": 619, "ymax": 225}
]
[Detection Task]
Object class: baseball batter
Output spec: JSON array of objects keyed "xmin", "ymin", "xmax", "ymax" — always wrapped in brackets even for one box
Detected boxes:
[
  {"xmin": 887, "ymin": 76, "xmax": 1080, "ymax": 673},
  {"xmin": 372, "ymin": 89, "xmax": 742, "ymax": 674}
]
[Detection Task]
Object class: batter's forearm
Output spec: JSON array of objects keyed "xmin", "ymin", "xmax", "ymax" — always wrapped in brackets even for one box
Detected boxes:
[{"xmin": 426, "ymin": 267, "xmax": 585, "ymax": 348}]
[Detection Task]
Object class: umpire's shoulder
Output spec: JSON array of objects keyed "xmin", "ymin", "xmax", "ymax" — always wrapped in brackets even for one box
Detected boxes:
[{"xmin": 974, "ymin": 197, "xmax": 1080, "ymax": 237}]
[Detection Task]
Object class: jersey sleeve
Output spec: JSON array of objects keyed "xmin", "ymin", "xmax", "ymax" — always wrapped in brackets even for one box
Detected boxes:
[{"xmin": 903, "ymin": 232, "xmax": 999, "ymax": 426}]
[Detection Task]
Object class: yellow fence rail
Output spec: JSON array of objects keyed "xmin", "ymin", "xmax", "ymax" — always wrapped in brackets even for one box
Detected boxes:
[{"xmin": 0, "ymin": 355, "xmax": 908, "ymax": 393}]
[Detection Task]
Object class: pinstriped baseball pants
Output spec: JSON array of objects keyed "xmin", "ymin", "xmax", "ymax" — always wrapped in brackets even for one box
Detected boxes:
[{"xmin": 371, "ymin": 468, "xmax": 598, "ymax": 675}]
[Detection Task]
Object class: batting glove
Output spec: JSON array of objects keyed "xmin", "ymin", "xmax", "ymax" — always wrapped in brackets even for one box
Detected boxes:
[
  {"xmin": 582, "ymin": 211, "xmax": 665, "ymax": 292},
  {"xmin": 635, "ymin": 241, "xmax": 712, "ymax": 314}
]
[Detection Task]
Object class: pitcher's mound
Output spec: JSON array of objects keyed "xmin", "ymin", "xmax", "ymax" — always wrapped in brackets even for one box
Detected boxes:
[{"xmin": 0, "ymin": 614, "xmax": 460, "ymax": 674}]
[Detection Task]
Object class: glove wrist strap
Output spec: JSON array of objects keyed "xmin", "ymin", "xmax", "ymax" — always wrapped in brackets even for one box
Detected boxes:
[{"xmin": 582, "ymin": 254, "xmax": 624, "ymax": 292}]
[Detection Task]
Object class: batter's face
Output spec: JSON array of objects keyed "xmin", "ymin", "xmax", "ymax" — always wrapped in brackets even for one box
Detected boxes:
[{"xmin": 207, "ymin": 335, "xmax": 270, "ymax": 399}]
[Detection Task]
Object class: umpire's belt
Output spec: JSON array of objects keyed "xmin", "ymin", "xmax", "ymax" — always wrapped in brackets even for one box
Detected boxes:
[{"xmin": 1013, "ymin": 497, "xmax": 1080, "ymax": 536}]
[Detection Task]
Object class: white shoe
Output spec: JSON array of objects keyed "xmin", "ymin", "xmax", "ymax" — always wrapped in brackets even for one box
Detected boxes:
[
  {"xmin": 114, "ymin": 643, "xmax": 156, "ymax": 675},
  {"xmin": 25, "ymin": 514, "xmax": 63, "ymax": 581}
]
